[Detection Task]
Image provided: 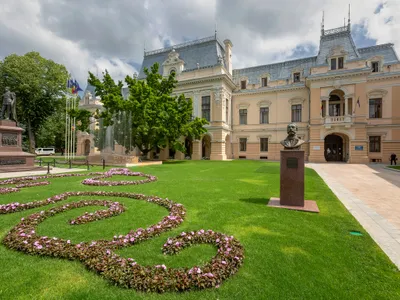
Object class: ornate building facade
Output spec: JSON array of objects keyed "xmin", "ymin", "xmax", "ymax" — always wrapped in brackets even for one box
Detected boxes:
[{"xmin": 84, "ymin": 19, "xmax": 400, "ymax": 163}]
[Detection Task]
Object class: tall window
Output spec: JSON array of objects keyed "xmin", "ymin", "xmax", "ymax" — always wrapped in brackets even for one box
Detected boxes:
[
  {"xmin": 239, "ymin": 109, "xmax": 247, "ymax": 125},
  {"xmin": 260, "ymin": 138, "xmax": 268, "ymax": 152},
  {"xmin": 239, "ymin": 138, "xmax": 247, "ymax": 152},
  {"xmin": 369, "ymin": 136, "xmax": 381, "ymax": 152},
  {"xmin": 291, "ymin": 104, "xmax": 302, "ymax": 122},
  {"xmin": 331, "ymin": 58, "xmax": 337, "ymax": 70},
  {"xmin": 338, "ymin": 57, "xmax": 344, "ymax": 69},
  {"xmin": 202, "ymin": 96, "xmax": 210, "ymax": 121},
  {"xmin": 372, "ymin": 62, "xmax": 379, "ymax": 72},
  {"xmin": 241, "ymin": 80, "xmax": 246, "ymax": 89},
  {"xmin": 226, "ymin": 99, "xmax": 229, "ymax": 123},
  {"xmin": 293, "ymin": 72, "xmax": 300, "ymax": 83},
  {"xmin": 260, "ymin": 107, "xmax": 269, "ymax": 124},
  {"xmin": 261, "ymin": 77, "xmax": 268, "ymax": 87},
  {"xmin": 369, "ymin": 98, "xmax": 382, "ymax": 118}
]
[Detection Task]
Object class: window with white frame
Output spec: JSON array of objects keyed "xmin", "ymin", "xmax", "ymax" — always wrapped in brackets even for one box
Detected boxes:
[
  {"xmin": 260, "ymin": 107, "xmax": 269, "ymax": 124},
  {"xmin": 239, "ymin": 109, "xmax": 247, "ymax": 125},
  {"xmin": 239, "ymin": 138, "xmax": 247, "ymax": 151},
  {"xmin": 260, "ymin": 138, "xmax": 268, "ymax": 152},
  {"xmin": 330, "ymin": 57, "xmax": 344, "ymax": 70}
]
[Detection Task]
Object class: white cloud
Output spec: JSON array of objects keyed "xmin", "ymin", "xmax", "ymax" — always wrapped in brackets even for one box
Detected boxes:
[{"xmin": 0, "ymin": 0, "xmax": 399, "ymax": 88}]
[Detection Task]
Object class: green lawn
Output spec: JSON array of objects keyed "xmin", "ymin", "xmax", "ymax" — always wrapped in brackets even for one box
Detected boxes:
[
  {"xmin": 0, "ymin": 161, "xmax": 399, "ymax": 299},
  {"xmin": 388, "ymin": 165, "xmax": 400, "ymax": 170}
]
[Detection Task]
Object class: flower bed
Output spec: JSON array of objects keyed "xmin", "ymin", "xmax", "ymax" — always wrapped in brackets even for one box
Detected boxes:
[
  {"xmin": 0, "ymin": 168, "xmax": 157, "ymax": 196},
  {"xmin": 0, "ymin": 169, "xmax": 244, "ymax": 293}
]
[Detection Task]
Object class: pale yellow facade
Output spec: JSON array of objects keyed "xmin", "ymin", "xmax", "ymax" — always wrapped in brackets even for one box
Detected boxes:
[{"xmin": 154, "ymin": 27, "xmax": 400, "ymax": 164}]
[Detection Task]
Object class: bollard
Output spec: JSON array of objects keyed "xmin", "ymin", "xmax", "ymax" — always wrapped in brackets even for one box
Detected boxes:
[
  {"xmin": 86, "ymin": 159, "xmax": 89, "ymax": 171},
  {"xmin": 69, "ymin": 159, "xmax": 72, "ymax": 169},
  {"xmin": 39, "ymin": 158, "xmax": 42, "ymax": 167},
  {"xmin": 47, "ymin": 162, "xmax": 50, "ymax": 174},
  {"xmin": 53, "ymin": 158, "xmax": 56, "ymax": 167},
  {"xmin": 102, "ymin": 159, "xmax": 105, "ymax": 170}
]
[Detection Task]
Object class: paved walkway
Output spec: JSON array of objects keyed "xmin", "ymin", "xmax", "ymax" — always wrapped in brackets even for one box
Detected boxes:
[
  {"xmin": 0, "ymin": 167, "xmax": 86, "ymax": 179},
  {"xmin": 308, "ymin": 163, "xmax": 400, "ymax": 270}
]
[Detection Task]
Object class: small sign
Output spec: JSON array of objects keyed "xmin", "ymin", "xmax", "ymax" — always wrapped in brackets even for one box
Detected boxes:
[
  {"xmin": 355, "ymin": 145, "xmax": 364, "ymax": 151},
  {"xmin": 287, "ymin": 157, "xmax": 298, "ymax": 169},
  {"xmin": 313, "ymin": 146, "xmax": 321, "ymax": 150},
  {"xmin": 0, "ymin": 158, "xmax": 26, "ymax": 165}
]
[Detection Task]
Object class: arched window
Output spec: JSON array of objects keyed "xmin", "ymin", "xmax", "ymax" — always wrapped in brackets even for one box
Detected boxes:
[{"xmin": 169, "ymin": 68, "xmax": 176, "ymax": 75}]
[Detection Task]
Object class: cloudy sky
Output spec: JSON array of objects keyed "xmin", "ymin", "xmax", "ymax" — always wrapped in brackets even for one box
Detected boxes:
[{"xmin": 0, "ymin": 0, "xmax": 398, "ymax": 90}]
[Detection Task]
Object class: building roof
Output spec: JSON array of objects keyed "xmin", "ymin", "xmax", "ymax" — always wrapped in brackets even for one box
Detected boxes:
[
  {"xmin": 138, "ymin": 35, "xmax": 226, "ymax": 79},
  {"xmin": 233, "ymin": 25, "xmax": 400, "ymax": 85}
]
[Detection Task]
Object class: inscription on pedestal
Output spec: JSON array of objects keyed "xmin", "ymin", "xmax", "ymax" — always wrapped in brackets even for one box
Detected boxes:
[
  {"xmin": 287, "ymin": 157, "xmax": 298, "ymax": 169},
  {"xmin": 0, "ymin": 158, "xmax": 26, "ymax": 165},
  {"xmin": 1, "ymin": 133, "xmax": 18, "ymax": 147}
]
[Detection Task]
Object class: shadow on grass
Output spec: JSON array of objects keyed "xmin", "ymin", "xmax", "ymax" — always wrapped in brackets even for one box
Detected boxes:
[
  {"xmin": 163, "ymin": 160, "xmax": 188, "ymax": 164},
  {"xmin": 239, "ymin": 198, "xmax": 268, "ymax": 205}
]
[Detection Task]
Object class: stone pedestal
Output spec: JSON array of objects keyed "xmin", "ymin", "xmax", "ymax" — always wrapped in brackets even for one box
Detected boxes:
[
  {"xmin": 268, "ymin": 150, "xmax": 319, "ymax": 213},
  {"xmin": 0, "ymin": 120, "xmax": 37, "ymax": 172},
  {"xmin": 280, "ymin": 150, "xmax": 305, "ymax": 206}
]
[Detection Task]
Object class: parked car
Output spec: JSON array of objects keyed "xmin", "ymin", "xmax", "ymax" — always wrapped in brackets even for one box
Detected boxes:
[{"xmin": 35, "ymin": 148, "xmax": 55, "ymax": 156}]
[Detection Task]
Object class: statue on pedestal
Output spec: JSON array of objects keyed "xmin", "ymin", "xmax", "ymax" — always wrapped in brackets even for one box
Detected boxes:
[
  {"xmin": 1, "ymin": 87, "xmax": 17, "ymax": 122},
  {"xmin": 280, "ymin": 123, "xmax": 304, "ymax": 150}
]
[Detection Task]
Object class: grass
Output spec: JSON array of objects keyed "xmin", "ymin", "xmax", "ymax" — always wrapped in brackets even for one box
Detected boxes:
[
  {"xmin": 388, "ymin": 165, "xmax": 400, "ymax": 170},
  {"xmin": 0, "ymin": 160, "xmax": 399, "ymax": 299}
]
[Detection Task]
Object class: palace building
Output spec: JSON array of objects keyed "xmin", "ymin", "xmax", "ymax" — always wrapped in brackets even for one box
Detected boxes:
[{"xmin": 82, "ymin": 17, "xmax": 400, "ymax": 163}]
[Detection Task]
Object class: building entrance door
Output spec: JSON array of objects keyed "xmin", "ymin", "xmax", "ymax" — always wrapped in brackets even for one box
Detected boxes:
[{"xmin": 324, "ymin": 134, "xmax": 343, "ymax": 162}]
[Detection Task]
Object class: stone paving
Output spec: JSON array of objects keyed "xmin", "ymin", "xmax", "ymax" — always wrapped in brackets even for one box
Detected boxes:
[
  {"xmin": 0, "ymin": 167, "xmax": 86, "ymax": 179},
  {"xmin": 308, "ymin": 163, "xmax": 400, "ymax": 270}
]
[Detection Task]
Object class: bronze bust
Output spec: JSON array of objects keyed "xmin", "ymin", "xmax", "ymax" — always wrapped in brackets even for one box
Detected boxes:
[{"xmin": 280, "ymin": 123, "xmax": 304, "ymax": 150}]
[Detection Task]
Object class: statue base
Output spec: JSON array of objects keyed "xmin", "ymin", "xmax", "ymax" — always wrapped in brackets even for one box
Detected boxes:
[
  {"xmin": 0, "ymin": 120, "xmax": 37, "ymax": 173},
  {"xmin": 268, "ymin": 150, "xmax": 319, "ymax": 213}
]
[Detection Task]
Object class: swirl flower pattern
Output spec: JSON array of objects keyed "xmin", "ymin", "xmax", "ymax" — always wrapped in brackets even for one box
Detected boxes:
[{"xmin": 1, "ymin": 169, "xmax": 244, "ymax": 293}]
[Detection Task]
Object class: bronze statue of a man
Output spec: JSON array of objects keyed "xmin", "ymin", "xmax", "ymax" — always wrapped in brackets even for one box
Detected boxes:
[
  {"xmin": 1, "ymin": 87, "xmax": 17, "ymax": 122},
  {"xmin": 280, "ymin": 123, "xmax": 305, "ymax": 150}
]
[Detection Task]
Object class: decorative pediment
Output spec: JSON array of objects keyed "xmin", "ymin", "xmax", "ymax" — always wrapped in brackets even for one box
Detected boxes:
[
  {"xmin": 256, "ymin": 134, "xmax": 272, "ymax": 140},
  {"xmin": 162, "ymin": 49, "xmax": 185, "ymax": 77},
  {"xmin": 288, "ymin": 97, "xmax": 305, "ymax": 105},
  {"xmin": 367, "ymin": 89, "xmax": 388, "ymax": 99},
  {"xmin": 236, "ymin": 136, "xmax": 250, "ymax": 142},
  {"xmin": 257, "ymin": 100, "xmax": 272, "ymax": 107},
  {"xmin": 236, "ymin": 103, "xmax": 250, "ymax": 109},
  {"xmin": 329, "ymin": 46, "xmax": 347, "ymax": 57}
]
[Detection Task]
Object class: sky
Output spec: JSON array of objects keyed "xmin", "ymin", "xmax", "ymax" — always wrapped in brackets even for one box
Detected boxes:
[{"xmin": 0, "ymin": 0, "xmax": 399, "ymax": 91}]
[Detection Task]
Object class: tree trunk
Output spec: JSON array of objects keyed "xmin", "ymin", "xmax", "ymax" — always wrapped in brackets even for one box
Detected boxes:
[{"xmin": 27, "ymin": 118, "xmax": 36, "ymax": 153}]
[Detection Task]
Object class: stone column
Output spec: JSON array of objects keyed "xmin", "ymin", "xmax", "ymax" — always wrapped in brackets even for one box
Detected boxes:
[
  {"xmin": 193, "ymin": 90, "xmax": 200, "ymax": 117},
  {"xmin": 324, "ymin": 97, "xmax": 329, "ymax": 117},
  {"xmin": 192, "ymin": 140, "xmax": 201, "ymax": 160},
  {"xmin": 344, "ymin": 96, "xmax": 349, "ymax": 116},
  {"xmin": 210, "ymin": 140, "xmax": 227, "ymax": 160}
]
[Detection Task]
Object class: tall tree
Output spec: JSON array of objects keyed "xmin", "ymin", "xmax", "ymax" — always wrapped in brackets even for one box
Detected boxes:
[
  {"xmin": 0, "ymin": 52, "xmax": 69, "ymax": 153},
  {"xmin": 88, "ymin": 63, "xmax": 208, "ymax": 156}
]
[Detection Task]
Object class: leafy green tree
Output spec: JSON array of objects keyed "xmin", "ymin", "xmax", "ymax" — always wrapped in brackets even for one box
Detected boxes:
[
  {"xmin": 0, "ymin": 52, "xmax": 69, "ymax": 153},
  {"xmin": 88, "ymin": 63, "xmax": 208, "ymax": 156}
]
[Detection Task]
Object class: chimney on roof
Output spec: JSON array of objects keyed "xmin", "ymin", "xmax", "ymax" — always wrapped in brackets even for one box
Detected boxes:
[{"xmin": 223, "ymin": 39, "xmax": 233, "ymax": 75}]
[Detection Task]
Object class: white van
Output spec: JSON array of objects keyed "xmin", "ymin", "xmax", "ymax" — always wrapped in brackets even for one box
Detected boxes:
[{"xmin": 35, "ymin": 148, "xmax": 55, "ymax": 156}]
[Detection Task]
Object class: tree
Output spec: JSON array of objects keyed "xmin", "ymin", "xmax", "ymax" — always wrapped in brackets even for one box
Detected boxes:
[
  {"xmin": 88, "ymin": 63, "xmax": 208, "ymax": 156},
  {"xmin": 0, "ymin": 52, "xmax": 69, "ymax": 153}
]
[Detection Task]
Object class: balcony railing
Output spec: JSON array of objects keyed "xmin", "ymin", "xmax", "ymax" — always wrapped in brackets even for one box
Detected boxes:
[{"xmin": 324, "ymin": 116, "xmax": 352, "ymax": 125}]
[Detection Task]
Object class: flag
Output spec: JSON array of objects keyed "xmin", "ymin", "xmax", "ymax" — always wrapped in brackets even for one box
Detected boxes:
[
  {"xmin": 66, "ymin": 78, "xmax": 83, "ymax": 94},
  {"xmin": 73, "ymin": 80, "xmax": 83, "ymax": 94}
]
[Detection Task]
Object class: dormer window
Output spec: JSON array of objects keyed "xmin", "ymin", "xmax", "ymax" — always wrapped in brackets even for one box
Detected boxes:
[
  {"xmin": 241, "ymin": 80, "xmax": 247, "ymax": 89},
  {"xmin": 293, "ymin": 73, "xmax": 300, "ymax": 83},
  {"xmin": 372, "ymin": 62, "xmax": 379, "ymax": 73},
  {"xmin": 261, "ymin": 77, "xmax": 268, "ymax": 87},
  {"xmin": 338, "ymin": 57, "xmax": 344, "ymax": 69},
  {"xmin": 330, "ymin": 57, "xmax": 344, "ymax": 70}
]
